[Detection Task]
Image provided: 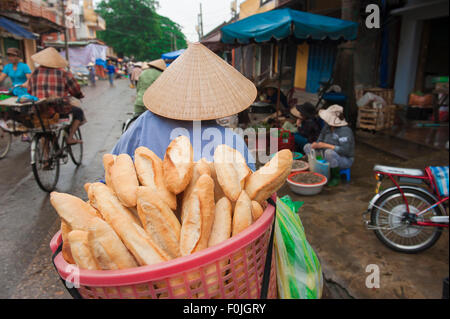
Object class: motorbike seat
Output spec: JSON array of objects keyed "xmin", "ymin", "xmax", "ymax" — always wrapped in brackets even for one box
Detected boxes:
[{"xmin": 374, "ymin": 165, "xmax": 425, "ymax": 177}]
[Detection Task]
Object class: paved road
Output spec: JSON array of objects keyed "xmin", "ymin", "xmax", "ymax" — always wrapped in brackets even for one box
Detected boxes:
[{"xmin": 0, "ymin": 79, "xmax": 135, "ymax": 298}]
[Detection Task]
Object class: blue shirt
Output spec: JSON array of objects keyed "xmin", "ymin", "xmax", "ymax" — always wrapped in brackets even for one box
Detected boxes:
[
  {"xmin": 106, "ymin": 65, "xmax": 116, "ymax": 74},
  {"xmin": 112, "ymin": 111, "xmax": 256, "ymax": 171},
  {"xmin": 2, "ymin": 62, "xmax": 31, "ymax": 86}
]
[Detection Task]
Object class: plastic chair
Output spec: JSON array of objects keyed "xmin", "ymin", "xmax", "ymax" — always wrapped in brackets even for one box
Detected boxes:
[{"xmin": 340, "ymin": 168, "xmax": 351, "ymax": 182}]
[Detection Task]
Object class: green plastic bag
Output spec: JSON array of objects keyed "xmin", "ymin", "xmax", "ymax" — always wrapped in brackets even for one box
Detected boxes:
[{"xmin": 274, "ymin": 196, "xmax": 323, "ymax": 299}]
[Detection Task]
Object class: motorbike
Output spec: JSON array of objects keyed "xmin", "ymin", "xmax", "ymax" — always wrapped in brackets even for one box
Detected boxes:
[{"xmin": 364, "ymin": 165, "xmax": 448, "ymax": 253}]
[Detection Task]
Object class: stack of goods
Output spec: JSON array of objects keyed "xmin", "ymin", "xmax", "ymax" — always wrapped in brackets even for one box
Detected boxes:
[
  {"xmin": 50, "ymin": 136, "xmax": 293, "ymax": 298},
  {"xmin": 356, "ymin": 89, "xmax": 396, "ymax": 131}
]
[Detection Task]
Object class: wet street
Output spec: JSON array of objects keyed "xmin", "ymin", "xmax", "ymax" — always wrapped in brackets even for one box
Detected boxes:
[{"xmin": 0, "ymin": 78, "xmax": 134, "ymax": 298}]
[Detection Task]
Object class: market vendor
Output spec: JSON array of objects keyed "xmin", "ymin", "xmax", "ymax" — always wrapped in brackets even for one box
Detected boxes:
[
  {"xmin": 0, "ymin": 48, "xmax": 32, "ymax": 88},
  {"xmin": 290, "ymin": 102, "xmax": 321, "ymax": 152},
  {"xmin": 304, "ymin": 105, "xmax": 354, "ymax": 187},
  {"xmin": 261, "ymin": 81, "xmax": 289, "ymax": 114},
  {"xmin": 134, "ymin": 59, "xmax": 166, "ymax": 116},
  {"xmin": 112, "ymin": 42, "xmax": 256, "ymax": 171}
]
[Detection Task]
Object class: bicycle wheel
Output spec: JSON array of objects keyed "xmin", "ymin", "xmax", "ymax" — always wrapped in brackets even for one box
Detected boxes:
[
  {"xmin": 31, "ymin": 133, "xmax": 60, "ymax": 192},
  {"xmin": 68, "ymin": 128, "xmax": 83, "ymax": 166},
  {"xmin": 370, "ymin": 188, "xmax": 443, "ymax": 253},
  {"xmin": 0, "ymin": 130, "xmax": 12, "ymax": 159}
]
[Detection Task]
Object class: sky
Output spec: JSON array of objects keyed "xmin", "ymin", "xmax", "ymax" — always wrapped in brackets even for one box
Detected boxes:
[
  {"xmin": 156, "ymin": 0, "xmax": 239, "ymax": 43},
  {"xmin": 92, "ymin": 0, "xmax": 240, "ymax": 43}
]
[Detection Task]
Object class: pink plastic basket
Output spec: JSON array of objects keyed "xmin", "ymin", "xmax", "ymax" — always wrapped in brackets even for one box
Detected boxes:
[{"xmin": 50, "ymin": 197, "xmax": 278, "ymax": 299}]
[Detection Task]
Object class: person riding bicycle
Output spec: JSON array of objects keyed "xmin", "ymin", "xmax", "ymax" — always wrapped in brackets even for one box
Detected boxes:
[
  {"xmin": 27, "ymin": 47, "xmax": 85, "ymax": 145},
  {"xmin": 304, "ymin": 104, "xmax": 355, "ymax": 187},
  {"xmin": 134, "ymin": 59, "xmax": 166, "ymax": 116}
]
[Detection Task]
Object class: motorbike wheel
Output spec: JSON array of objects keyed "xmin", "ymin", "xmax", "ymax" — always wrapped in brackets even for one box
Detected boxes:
[{"xmin": 370, "ymin": 188, "xmax": 443, "ymax": 253}]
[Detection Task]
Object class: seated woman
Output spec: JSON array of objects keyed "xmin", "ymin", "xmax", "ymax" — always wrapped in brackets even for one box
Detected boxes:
[
  {"xmin": 304, "ymin": 105, "xmax": 354, "ymax": 187},
  {"xmin": 290, "ymin": 102, "xmax": 321, "ymax": 153}
]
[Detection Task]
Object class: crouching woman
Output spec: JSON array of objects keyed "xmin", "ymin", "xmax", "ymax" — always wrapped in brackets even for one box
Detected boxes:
[{"xmin": 304, "ymin": 105, "xmax": 354, "ymax": 186}]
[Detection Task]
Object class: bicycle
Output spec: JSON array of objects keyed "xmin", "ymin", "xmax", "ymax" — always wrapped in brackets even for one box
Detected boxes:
[
  {"xmin": 0, "ymin": 98, "xmax": 83, "ymax": 192},
  {"xmin": 30, "ymin": 101, "xmax": 83, "ymax": 192},
  {"xmin": 363, "ymin": 165, "xmax": 449, "ymax": 253}
]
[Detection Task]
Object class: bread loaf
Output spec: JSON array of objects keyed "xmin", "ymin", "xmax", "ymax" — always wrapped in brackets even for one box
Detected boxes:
[
  {"xmin": 208, "ymin": 197, "xmax": 232, "ymax": 247},
  {"xmin": 213, "ymin": 145, "xmax": 251, "ymax": 202},
  {"xmin": 137, "ymin": 187, "xmax": 181, "ymax": 259},
  {"xmin": 181, "ymin": 158, "xmax": 211, "ymax": 222},
  {"xmin": 208, "ymin": 161, "xmax": 226, "ymax": 202},
  {"xmin": 245, "ymin": 149, "xmax": 293, "ymax": 204},
  {"xmin": 134, "ymin": 146, "xmax": 177, "ymax": 210},
  {"xmin": 232, "ymin": 190, "xmax": 253, "ymax": 236},
  {"xmin": 61, "ymin": 221, "xmax": 75, "ymax": 264},
  {"xmin": 90, "ymin": 182, "xmax": 169, "ymax": 266},
  {"xmin": 88, "ymin": 217, "xmax": 138, "ymax": 269},
  {"xmin": 50, "ymin": 192, "xmax": 95, "ymax": 231},
  {"xmin": 103, "ymin": 154, "xmax": 116, "ymax": 188},
  {"xmin": 180, "ymin": 174, "xmax": 215, "ymax": 256},
  {"xmin": 251, "ymin": 201, "xmax": 264, "ymax": 221},
  {"xmin": 68, "ymin": 230, "xmax": 100, "ymax": 270},
  {"xmin": 89, "ymin": 182, "xmax": 140, "ymax": 225},
  {"xmin": 163, "ymin": 136, "xmax": 194, "ymax": 194},
  {"xmin": 110, "ymin": 154, "xmax": 139, "ymax": 207}
]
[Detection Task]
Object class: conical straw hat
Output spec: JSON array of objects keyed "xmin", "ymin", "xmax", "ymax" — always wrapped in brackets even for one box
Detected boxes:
[
  {"xmin": 143, "ymin": 42, "xmax": 257, "ymax": 121},
  {"xmin": 31, "ymin": 47, "xmax": 68, "ymax": 69},
  {"xmin": 148, "ymin": 59, "xmax": 166, "ymax": 71}
]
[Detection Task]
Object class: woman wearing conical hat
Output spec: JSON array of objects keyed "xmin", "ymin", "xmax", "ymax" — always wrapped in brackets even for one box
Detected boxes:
[
  {"xmin": 133, "ymin": 59, "xmax": 166, "ymax": 116},
  {"xmin": 112, "ymin": 43, "xmax": 257, "ymax": 170}
]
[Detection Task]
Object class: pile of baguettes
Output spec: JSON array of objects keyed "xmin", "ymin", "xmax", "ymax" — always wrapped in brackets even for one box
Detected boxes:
[{"xmin": 51, "ymin": 136, "xmax": 293, "ymax": 272}]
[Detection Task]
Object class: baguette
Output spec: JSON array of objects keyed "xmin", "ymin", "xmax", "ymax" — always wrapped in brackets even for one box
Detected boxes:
[
  {"xmin": 134, "ymin": 146, "xmax": 177, "ymax": 210},
  {"xmin": 163, "ymin": 136, "xmax": 194, "ymax": 194},
  {"xmin": 137, "ymin": 187, "xmax": 181, "ymax": 259},
  {"xmin": 88, "ymin": 217, "xmax": 138, "ymax": 269},
  {"xmin": 180, "ymin": 174, "xmax": 215, "ymax": 256},
  {"xmin": 245, "ymin": 149, "xmax": 293, "ymax": 204},
  {"xmin": 208, "ymin": 197, "xmax": 232, "ymax": 248},
  {"xmin": 213, "ymin": 145, "xmax": 251, "ymax": 202},
  {"xmin": 89, "ymin": 182, "xmax": 140, "ymax": 225},
  {"xmin": 103, "ymin": 154, "xmax": 116, "ymax": 188},
  {"xmin": 181, "ymin": 158, "xmax": 211, "ymax": 222},
  {"xmin": 208, "ymin": 161, "xmax": 226, "ymax": 202},
  {"xmin": 50, "ymin": 192, "xmax": 95, "ymax": 231},
  {"xmin": 90, "ymin": 182, "xmax": 169, "ymax": 266},
  {"xmin": 110, "ymin": 153, "xmax": 139, "ymax": 207},
  {"xmin": 232, "ymin": 190, "xmax": 253, "ymax": 236},
  {"xmin": 251, "ymin": 201, "xmax": 264, "ymax": 221},
  {"xmin": 61, "ymin": 221, "xmax": 75, "ymax": 264},
  {"xmin": 68, "ymin": 230, "xmax": 100, "ymax": 270}
]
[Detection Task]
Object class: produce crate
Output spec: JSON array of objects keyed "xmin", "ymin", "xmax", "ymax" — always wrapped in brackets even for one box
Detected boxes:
[
  {"xmin": 357, "ymin": 105, "xmax": 396, "ymax": 131},
  {"xmin": 355, "ymin": 87, "xmax": 395, "ymax": 105}
]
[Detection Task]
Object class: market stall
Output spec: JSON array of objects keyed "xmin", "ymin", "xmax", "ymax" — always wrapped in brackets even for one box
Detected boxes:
[{"xmin": 221, "ymin": 8, "xmax": 358, "ymax": 129}]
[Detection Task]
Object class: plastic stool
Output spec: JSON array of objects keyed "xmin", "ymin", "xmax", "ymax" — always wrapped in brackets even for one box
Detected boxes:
[{"xmin": 340, "ymin": 168, "xmax": 351, "ymax": 182}]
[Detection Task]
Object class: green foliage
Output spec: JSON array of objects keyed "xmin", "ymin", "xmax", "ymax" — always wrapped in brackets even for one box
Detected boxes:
[{"xmin": 96, "ymin": 0, "xmax": 187, "ymax": 61}]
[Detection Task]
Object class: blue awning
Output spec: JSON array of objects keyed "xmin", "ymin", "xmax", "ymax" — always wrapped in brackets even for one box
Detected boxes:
[
  {"xmin": 161, "ymin": 49, "xmax": 186, "ymax": 60},
  {"xmin": 221, "ymin": 8, "xmax": 358, "ymax": 44},
  {"xmin": 0, "ymin": 17, "xmax": 38, "ymax": 40}
]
